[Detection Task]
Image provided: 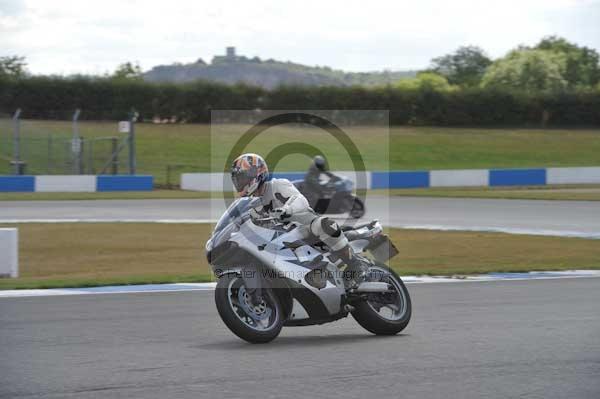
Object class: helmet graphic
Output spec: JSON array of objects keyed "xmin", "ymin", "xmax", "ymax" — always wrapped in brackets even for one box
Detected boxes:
[{"xmin": 231, "ymin": 153, "xmax": 269, "ymax": 196}]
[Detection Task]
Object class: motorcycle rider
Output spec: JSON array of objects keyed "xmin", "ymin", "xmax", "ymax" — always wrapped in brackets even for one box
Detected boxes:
[
  {"xmin": 304, "ymin": 155, "xmax": 335, "ymax": 204},
  {"xmin": 231, "ymin": 153, "xmax": 366, "ymax": 286}
]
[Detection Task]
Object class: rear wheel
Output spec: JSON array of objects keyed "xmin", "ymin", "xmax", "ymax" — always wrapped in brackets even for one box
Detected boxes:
[
  {"xmin": 349, "ymin": 197, "xmax": 365, "ymax": 219},
  {"xmin": 215, "ymin": 273, "xmax": 283, "ymax": 343},
  {"xmin": 351, "ymin": 264, "xmax": 411, "ymax": 335}
]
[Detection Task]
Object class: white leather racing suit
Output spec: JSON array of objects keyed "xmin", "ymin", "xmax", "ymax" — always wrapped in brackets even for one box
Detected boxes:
[{"xmin": 253, "ymin": 178, "xmax": 349, "ymax": 253}]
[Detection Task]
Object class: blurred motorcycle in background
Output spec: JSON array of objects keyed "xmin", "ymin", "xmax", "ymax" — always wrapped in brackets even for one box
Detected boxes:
[{"xmin": 293, "ymin": 174, "xmax": 366, "ymax": 219}]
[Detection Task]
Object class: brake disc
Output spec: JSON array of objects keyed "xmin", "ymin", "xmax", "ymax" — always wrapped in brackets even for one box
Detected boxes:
[{"xmin": 238, "ymin": 287, "xmax": 272, "ymax": 321}]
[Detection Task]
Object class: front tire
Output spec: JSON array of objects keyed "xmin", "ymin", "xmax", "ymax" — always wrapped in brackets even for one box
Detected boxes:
[
  {"xmin": 215, "ymin": 273, "xmax": 283, "ymax": 343},
  {"xmin": 351, "ymin": 264, "xmax": 411, "ymax": 335}
]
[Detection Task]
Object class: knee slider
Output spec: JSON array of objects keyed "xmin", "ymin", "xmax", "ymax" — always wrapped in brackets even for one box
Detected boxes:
[
  {"xmin": 320, "ymin": 217, "xmax": 341, "ymax": 238},
  {"xmin": 310, "ymin": 216, "xmax": 341, "ymax": 238}
]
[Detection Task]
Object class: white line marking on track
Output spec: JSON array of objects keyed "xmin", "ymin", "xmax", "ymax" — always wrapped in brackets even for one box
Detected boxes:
[
  {"xmin": 398, "ymin": 224, "xmax": 600, "ymax": 239},
  {"xmin": 1, "ymin": 271, "xmax": 599, "ymax": 298},
  {"xmin": 3, "ymin": 220, "xmax": 600, "ymax": 239}
]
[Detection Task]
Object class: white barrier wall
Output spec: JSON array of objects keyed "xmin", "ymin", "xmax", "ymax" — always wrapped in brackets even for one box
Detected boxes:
[
  {"xmin": 0, "ymin": 228, "xmax": 18, "ymax": 278},
  {"xmin": 0, "ymin": 175, "xmax": 153, "ymax": 192},
  {"xmin": 180, "ymin": 167, "xmax": 600, "ymax": 191},
  {"xmin": 547, "ymin": 167, "xmax": 600, "ymax": 185},
  {"xmin": 181, "ymin": 171, "xmax": 370, "ymax": 191},
  {"xmin": 181, "ymin": 173, "xmax": 234, "ymax": 192},
  {"xmin": 332, "ymin": 171, "xmax": 371, "ymax": 190},
  {"xmin": 430, "ymin": 169, "xmax": 489, "ymax": 187},
  {"xmin": 35, "ymin": 175, "xmax": 97, "ymax": 192}
]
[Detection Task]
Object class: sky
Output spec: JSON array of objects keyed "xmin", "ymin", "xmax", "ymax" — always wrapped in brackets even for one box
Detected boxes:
[{"xmin": 1, "ymin": 0, "xmax": 600, "ymax": 75}]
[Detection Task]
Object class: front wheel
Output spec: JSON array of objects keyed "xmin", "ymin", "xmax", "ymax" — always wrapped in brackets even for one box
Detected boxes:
[
  {"xmin": 215, "ymin": 273, "xmax": 283, "ymax": 343},
  {"xmin": 351, "ymin": 264, "xmax": 411, "ymax": 335}
]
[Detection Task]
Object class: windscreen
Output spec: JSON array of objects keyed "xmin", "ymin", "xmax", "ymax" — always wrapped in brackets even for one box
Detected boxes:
[{"xmin": 212, "ymin": 196, "xmax": 260, "ymax": 236}]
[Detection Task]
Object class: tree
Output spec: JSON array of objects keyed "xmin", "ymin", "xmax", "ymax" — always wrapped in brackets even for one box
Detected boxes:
[
  {"xmin": 430, "ymin": 46, "xmax": 492, "ymax": 87},
  {"xmin": 481, "ymin": 49, "xmax": 567, "ymax": 92},
  {"xmin": 535, "ymin": 36, "xmax": 600, "ymax": 88},
  {"xmin": 112, "ymin": 62, "xmax": 142, "ymax": 80},
  {"xmin": 0, "ymin": 55, "xmax": 27, "ymax": 78},
  {"xmin": 395, "ymin": 72, "xmax": 456, "ymax": 91}
]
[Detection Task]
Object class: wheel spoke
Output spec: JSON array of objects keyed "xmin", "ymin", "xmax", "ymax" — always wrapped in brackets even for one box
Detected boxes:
[
  {"xmin": 258, "ymin": 318, "xmax": 269, "ymax": 329},
  {"xmin": 364, "ymin": 266, "xmax": 407, "ymax": 321},
  {"xmin": 385, "ymin": 303, "xmax": 400, "ymax": 313}
]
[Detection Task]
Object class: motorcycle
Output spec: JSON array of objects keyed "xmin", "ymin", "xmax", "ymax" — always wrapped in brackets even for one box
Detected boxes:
[
  {"xmin": 293, "ymin": 175, "xmax": 366, "ymax": 219},
  {"xmin": 206, "ymin": 197, "xmax": 411, "ymax": 343}
]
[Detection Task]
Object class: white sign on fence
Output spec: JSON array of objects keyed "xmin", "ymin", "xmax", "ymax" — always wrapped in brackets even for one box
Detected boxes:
[
  {"xmin": 118, "ymin": 121, "xmax": 131, "ymax": 133},
  {"xmin": 71, "ymin": 137, "xmax": 82, "ymax": 154},
  {"xmin": 0, "ymin": 228, "xmax": 18, "ymax": 278}
]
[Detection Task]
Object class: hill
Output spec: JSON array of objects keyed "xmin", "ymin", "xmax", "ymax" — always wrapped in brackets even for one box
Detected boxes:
[{"xmin": 143, "ymin": 47, "xmax": 417, "ymax": 89}]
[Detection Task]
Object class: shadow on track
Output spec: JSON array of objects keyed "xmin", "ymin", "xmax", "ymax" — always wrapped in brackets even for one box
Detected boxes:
[{"xmin": 193, "ymin": 332, "xmax": 408, "ymax": 351}]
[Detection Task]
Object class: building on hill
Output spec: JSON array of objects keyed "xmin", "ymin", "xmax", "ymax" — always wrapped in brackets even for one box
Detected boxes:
[
  {"xmin": 226, "ymin": 47, "xmax": 236, "ymax": 59},
  {"xmin": 213, "ymin": 47, "xmax": 240, "ymax": 63}
]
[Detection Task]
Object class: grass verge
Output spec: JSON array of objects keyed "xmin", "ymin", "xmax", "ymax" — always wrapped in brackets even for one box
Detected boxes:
[
  {"xmin": 1, "ymin": 223, "xmax": 599, "ymax": 289},
  {"xmin": 2, "ymin": 121, "xmax": 599, "ymax": 184}
]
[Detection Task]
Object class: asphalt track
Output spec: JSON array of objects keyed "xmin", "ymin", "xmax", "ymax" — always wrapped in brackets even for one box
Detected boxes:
[
  {"xmin": 2, "ymin": 196, "xmax": 600, "ymax": 238},
  {"xmin": 1, "ymin": 278, "xmax": 599, "ymax": 399}
]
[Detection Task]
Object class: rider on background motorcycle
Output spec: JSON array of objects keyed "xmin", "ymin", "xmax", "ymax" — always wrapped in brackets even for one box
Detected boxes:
[
  {"xmin": 304, "ymin": 155, "xmax": 335, "ymax": 204},
  {"xmin": 231, "ymin": 153, "xmax": 366, "ymax": 286}
]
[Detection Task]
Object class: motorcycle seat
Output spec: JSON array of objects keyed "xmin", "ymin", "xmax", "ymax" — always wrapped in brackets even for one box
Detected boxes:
[{"xmin": 341, "ymin": 220, "xmax": 381, "ymax": 241}]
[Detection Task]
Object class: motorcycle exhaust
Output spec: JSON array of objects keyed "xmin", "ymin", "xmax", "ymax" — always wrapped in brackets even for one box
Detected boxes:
[{"xmin": 353, "ymin": 282, "xmax": 392, "ymax": 293}]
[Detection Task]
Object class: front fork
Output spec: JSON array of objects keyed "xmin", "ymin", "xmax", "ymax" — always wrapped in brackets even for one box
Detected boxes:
[{"xmin": 241, "ymin": 265, "xmax": 266, "ymax": 305}]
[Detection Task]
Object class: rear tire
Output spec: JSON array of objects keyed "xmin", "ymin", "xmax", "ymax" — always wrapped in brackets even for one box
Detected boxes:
[
  {"xmin": 351, "ymin": 265, "xmax": 411, "ymax": 335},
  {"xmin": 215, "ymin": 274, "xmax": 283, "ymax": 343}
]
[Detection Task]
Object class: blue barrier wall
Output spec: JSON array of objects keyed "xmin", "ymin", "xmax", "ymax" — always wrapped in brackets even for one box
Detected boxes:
[
  {"xmin": 183, "ymin": 168, "xmax": 600, "ymax": 191},
  {"xmin": 489, "ymin": 169, "xmax": 546, "ymax": 186},
  {"xmin": 0, "ymin": 176, "xmax": 35, "ymax": 192},
  {"xmin": 371, "ymin": 171, "xmax": 429, "ymax": 189},
  {"xmin": 2, "ymin": 167, "xmax": 599, "ymax": 192},
  {"xmin": 96, "ymin": 175, "xmax": 154, "ymax": 192},
  {"xmin": 0, "ymin": 175, "xmax": 151, "ymax": 192}
]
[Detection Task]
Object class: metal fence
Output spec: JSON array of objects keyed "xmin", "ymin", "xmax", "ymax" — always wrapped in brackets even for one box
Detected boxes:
[{"xmin": 0, "ymin": 109, "xmax": 137, "ymax": 176}]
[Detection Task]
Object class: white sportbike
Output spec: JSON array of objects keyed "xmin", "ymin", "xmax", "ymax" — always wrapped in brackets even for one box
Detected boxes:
[{"xmin": 206, "ymin": 197, "xmax": 411, "ymax": 343}]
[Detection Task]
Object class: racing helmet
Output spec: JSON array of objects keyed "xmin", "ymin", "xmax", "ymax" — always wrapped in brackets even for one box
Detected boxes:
[
  {"xmin": 313, "ymin": 155, "xmax": 327, "ymax": 172},
  {"xmin": 231, "ymin": 153, "xmax": 269, "ymax": 196}
]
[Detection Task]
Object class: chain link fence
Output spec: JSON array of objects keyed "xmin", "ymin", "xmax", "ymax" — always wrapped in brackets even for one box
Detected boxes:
[
  {"xmin": 0, "ymin": 113, "xmax": 13, "ymax": 175},
  {"xmin": 0, "ymin": 109, "xmax": 136, "ymax": 176}
]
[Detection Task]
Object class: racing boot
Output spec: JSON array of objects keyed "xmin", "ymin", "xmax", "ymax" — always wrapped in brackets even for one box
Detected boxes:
[{"xmin": 335, "ymin": 245, "xmax": 368, "ymax": 289}]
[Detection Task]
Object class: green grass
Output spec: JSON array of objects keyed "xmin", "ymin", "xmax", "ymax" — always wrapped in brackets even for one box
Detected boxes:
[
  {"xmin": 1, "ymin": 223, "xmax": 599, "ymax": 290},
  {"xmin": 2, "ymin": 120, "xmax": 599, "ymax": 185}
]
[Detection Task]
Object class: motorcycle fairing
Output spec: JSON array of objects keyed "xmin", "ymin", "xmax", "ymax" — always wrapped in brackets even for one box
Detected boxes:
[{"xmin": 241, "ymin": 220, "xmax": 346, "ymax": 317}]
